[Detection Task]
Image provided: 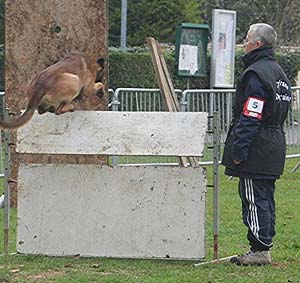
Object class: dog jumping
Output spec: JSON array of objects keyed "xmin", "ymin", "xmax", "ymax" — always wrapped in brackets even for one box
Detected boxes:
[{"xmin": 0, "ymin": 51, "xmax": 105, "ymax": 130}]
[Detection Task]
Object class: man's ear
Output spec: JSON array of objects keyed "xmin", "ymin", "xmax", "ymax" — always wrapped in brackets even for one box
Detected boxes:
[{"xmin": 255, "ymin": 41, "xmax": 262, "ymax": 48}]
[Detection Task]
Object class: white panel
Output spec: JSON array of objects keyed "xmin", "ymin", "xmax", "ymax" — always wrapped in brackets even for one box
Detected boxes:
[
  {"xmin": 210, "ymin": 9, "xmax": 236, "ymax": 88},
  {"xmin": 17, "ymin": 164, "xmax": 207, "ymax": 259},
  {"xmin": 16, "ymin": 111, "xmax": 207, "ymax": 156}
]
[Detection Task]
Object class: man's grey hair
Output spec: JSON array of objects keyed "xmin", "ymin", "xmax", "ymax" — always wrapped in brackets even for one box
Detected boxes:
[{"xmin": 248, "ymin": 23, "xmax": 277, "ymax": 48}]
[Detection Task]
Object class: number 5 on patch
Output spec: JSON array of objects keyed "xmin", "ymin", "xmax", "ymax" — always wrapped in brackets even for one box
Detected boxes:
[{"xmin": 243, "ymin": 96, "xmax": 265, "ymax": 120}]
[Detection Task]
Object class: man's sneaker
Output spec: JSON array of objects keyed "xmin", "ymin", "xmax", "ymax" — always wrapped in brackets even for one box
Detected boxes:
[{"xmin": 230, "ymin": 250, "xmax": 271, "ymax": 266}]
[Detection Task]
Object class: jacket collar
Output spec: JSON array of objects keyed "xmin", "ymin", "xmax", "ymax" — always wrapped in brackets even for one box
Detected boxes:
[{"xmin": 242, "ymin": 47, "xmax": 275, "ymax": 69}]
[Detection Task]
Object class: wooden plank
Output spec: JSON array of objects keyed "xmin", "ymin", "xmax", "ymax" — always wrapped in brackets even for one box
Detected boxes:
[
  {"xmin": 156, "ymin": 41, "xmax": 180, "ymax": 110},
  {"xmin": 16, "ymin": 111, "xmax": 208, "ymax": 156},
  {"xmin": 147, "ymin": 37, "xmax": 176, "ymax": 111},
  {"xmin": 17, "ymin": 164, "xmax": 207, "ymax": 259}
]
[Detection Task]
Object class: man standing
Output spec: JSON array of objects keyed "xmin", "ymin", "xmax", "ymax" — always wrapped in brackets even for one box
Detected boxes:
[{"xmin": 222, "ymin": 23, "xmax": 292, "ymax": 265}]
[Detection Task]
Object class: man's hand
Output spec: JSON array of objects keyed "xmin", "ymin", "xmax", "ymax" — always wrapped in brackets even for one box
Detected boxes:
[{"xmin": 233, "ymin": 159, "xmax": 242, "ymax": 164}]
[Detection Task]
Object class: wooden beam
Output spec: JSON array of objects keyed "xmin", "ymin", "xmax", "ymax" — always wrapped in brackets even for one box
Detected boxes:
[
  {"xmin": 156, "ymin": 41, "xmax": 180, "ymax": 110},
  {"xmin": 146, "ymin": 37, "xmax": 175, "ymax": 111}
]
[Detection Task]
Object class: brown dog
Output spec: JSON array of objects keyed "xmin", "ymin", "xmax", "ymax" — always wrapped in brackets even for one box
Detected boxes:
[{"xmin": 0, "ymin": 52, "xmax": 105, "ymax": 130}]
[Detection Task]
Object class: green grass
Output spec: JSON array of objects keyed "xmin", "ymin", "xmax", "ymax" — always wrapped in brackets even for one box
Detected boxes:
[{"xmin": 0, "ymin": 159, "xmax": 300, "ymax": 282}]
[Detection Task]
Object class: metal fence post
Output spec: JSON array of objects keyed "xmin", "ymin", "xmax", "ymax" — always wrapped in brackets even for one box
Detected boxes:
[
  {"xmin": 111, "ymin": 89, "xmax": 121, "ymax": 166},
  {"xmin": 0, "ymin": 92, "xmax": 4, "ymax": 177},
  {"xmin": 111, "ymin": 89, "xmax": 120, "ymax": 112},
  {"xmin": 180, "ymin": 91, "xmax": 188, "ymax": 112},
  {"xmin": 3, "ymin": 108, "xmax": 11, "ymax": 255},
  {"xmin": 120, "ymin": 0, "xmax": 128, "ymax": 51},
  {"xmin": 212, "ymin": 111, "xmax": 220, "ymax": 260}
]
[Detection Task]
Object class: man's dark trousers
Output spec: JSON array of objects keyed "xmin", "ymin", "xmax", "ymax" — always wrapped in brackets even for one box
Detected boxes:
[{"xmin": 238, "ymin": 177, "xmax": 276, "ymax": 251}]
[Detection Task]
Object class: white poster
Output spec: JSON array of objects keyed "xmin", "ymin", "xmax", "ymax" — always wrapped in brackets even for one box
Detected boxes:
[
  {"xmin": 179, "ymin": 45, "xmax": 199, "ymax": 75},
  {"xmin": 210, "ymin": 9, "xmax": 236, "ymax": 88}
]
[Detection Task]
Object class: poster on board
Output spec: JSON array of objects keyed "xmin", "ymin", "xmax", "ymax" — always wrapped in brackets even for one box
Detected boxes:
[
  {"xmin": 175, "ymin": 23, "xmax": 209, "ymax": 77},
  {"xmin": 210, "ymin": 9, "xmax": 236, "ymax": 88}
]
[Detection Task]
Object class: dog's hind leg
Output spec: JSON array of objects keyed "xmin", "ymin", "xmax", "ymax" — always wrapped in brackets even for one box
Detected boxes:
[{"xmin": 38, "ymin": 103, "xmax": 55, "ymax": 114}]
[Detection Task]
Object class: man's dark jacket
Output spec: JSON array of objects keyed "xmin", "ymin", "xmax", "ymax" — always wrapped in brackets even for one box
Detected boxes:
[{"xmin": 222, "ymin": 47, "xmax": 292, "ymax": 177}]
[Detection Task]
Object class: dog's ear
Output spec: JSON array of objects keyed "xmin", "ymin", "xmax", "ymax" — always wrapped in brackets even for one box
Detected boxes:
[
  {"xmin": 97, "ymin": 58, "xmax": 105, "ymax": 68},
  {"xmin": 96, "ymin": 58, "xmax": 105, "ymax": 83}
]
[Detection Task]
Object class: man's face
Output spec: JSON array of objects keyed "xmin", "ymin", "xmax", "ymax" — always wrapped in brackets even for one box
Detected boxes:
[{"xmin": 243, "ymin": 30, "xmax": 261, "ymax": 54}]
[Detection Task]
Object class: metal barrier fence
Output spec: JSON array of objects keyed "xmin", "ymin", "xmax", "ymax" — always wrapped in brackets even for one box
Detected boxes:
[
  {"xmin": 181, "ymin": 89, "xmax": 235, "ymax": 143},
  {"xmin": 110, "ymin": 88, "xmax": 183, "ymax": 112},
  {"xmin": 286, "ymin": 86, "xmax": 300, "ymax": 156},
  {"xmin": 0, "ymin": 87, "xmax": 299, "ymax": 173},
  {"xmin": 110, "ymin": 87, "xmax": 300, "ymax": 164}
]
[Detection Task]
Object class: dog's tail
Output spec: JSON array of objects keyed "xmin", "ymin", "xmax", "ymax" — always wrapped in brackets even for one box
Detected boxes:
[
  {"xmin": 0, "ymin": 92, "xmax": 43, "ymax": 131},
  {"xmin": 0, "ymin": 108, "xmax": 36, "ymax": 131}
]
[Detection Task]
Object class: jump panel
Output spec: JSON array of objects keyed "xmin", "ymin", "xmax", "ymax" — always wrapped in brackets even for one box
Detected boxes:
[
  {"xmin": 16, "ymin": 111, "xmax": 208, "ymax": 156},
  {"xmin": 17, "ymin": 164, "xmax": 207, "ymax": 259}
]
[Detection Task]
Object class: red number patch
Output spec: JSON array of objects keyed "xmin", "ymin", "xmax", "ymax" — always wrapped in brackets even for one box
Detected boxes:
[{"xmin": 242, "ymin": 96, "xmax": 265, "ymax": 120}]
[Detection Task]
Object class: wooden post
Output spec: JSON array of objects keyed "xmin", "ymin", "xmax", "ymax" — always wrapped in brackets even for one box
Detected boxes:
[{"xmin": 5, "ymin": 1, "xmax": 108, "ymax": 206}]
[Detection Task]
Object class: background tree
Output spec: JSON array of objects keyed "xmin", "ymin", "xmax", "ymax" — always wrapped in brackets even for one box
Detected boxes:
[
  {"xmin": 109, "ymin": 0, "xmax": 205, "ymax": 46},
  {"xmin": 201, "ymin": 0, "xmax": 300, "ymax": 46},
  {"xmin": 109, "ymin": 0, "xmax": 300, "ymax": 47}
]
